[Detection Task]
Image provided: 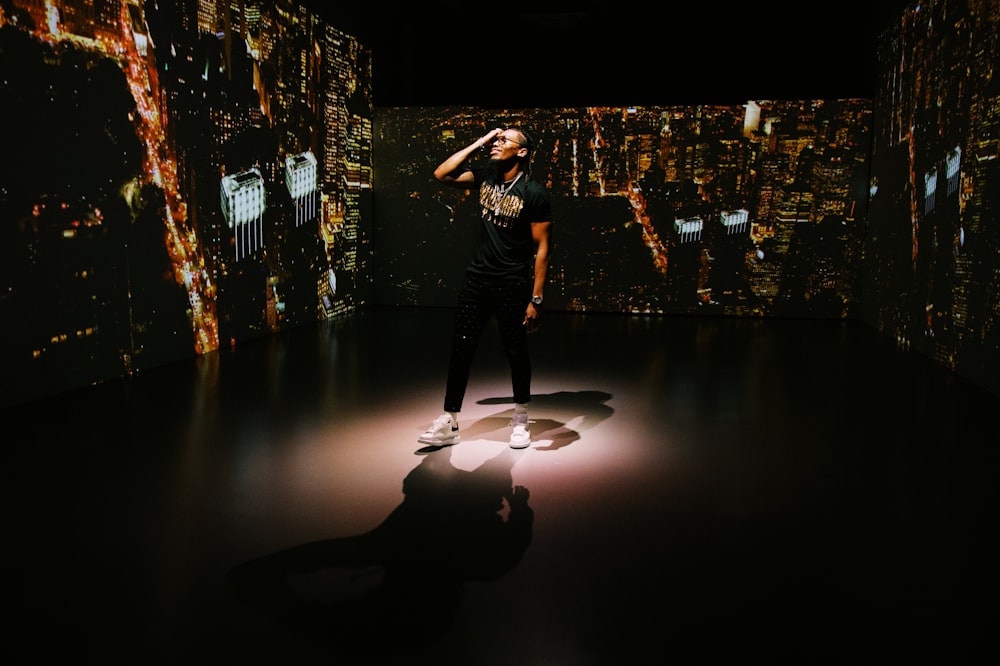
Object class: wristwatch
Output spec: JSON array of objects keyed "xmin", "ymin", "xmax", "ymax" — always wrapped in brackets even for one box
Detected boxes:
[{"xmin": 531, "ymin": 295, "xmax": 543, "ymax": 306}]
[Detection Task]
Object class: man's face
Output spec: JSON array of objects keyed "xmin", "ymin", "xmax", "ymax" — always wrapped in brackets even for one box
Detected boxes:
[{"xmin": 489, "ymin": 131, "xmax": 525, "ymax": 161}]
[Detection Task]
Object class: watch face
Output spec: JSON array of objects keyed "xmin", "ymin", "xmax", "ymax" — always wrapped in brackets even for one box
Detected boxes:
[{"xmin": 532, "ymin": 296, "xmax": 543, "ymax": 305}]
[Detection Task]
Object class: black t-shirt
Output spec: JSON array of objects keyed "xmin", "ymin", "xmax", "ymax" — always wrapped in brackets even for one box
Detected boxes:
[{"xmin": 466, "ymin": 168, "xmax": 552, "ymax": 279}]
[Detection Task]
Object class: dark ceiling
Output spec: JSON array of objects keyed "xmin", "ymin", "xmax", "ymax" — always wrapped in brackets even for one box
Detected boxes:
[{"xmin": 300, "ymin": 1, "xmax": 913, "ymax": 108}]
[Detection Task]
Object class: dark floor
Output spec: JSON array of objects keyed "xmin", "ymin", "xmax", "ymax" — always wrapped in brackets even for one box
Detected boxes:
[{"xmin": 10, "ymin": 307, "xmax": 1000, "ymax": 665}]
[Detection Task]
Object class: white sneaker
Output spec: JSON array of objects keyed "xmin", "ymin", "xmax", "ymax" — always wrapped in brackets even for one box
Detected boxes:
[
  {"xmin": 509, "ymin": 411, "xmax": 530, "ymax": 449},
  {"xmin": 418, "ymin": 414, "xmax": 460, "ymax": 445}
]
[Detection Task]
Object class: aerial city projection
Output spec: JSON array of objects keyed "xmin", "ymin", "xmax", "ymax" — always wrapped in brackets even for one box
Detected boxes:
[
  {"xmin": 2, "ymin": 0, "xmax": 996, "ymax": 407},
  {"xmin": 374, "ymin": 101, "xmax": 873, "ymax": 317},
  {"xmin": 865, "ymin": 0, "xmax": 1000, "ymax": 396},
  {"xmin": 0, "ymin": 0, "xmax": 372, "ymax": 404}
]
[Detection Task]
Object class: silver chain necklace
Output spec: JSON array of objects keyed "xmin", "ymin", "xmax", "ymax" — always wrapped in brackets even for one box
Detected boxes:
[{"xmin": 494, "ymin": 173, "xmax": 522, "ymax": 216}]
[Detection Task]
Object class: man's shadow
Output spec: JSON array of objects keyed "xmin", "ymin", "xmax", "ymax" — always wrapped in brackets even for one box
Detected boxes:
[
  {"xmin": 229, "ymin": 445, "xmax": 532, "ymax": 659},
  {"xmin": 475, "ymin": 389, "xmax": 614, "ymax": 451}
]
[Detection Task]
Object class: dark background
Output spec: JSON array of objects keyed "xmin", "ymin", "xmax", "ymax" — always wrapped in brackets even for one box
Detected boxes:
[{"xmin": 303, "ymin": 0, "xmax": 914, "ymax": 108}]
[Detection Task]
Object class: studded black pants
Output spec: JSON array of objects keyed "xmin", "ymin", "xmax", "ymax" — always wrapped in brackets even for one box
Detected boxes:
[{"xmin": 443, "ymin": 273, "xmax": 531, "ymax": 413}]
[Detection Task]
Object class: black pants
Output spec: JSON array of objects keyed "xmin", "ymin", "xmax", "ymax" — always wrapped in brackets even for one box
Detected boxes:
[{"xmin": 444, "ymin": 274, "xmax": 531, "ymax": 413}]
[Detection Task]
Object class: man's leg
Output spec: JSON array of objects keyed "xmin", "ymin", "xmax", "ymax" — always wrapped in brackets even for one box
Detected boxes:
[
  {"xmin": 495, "ymin": 279, "xmax": 532, "ymax": 449},
  {"xmin": 443, "ymin": 277, "xmax": 491, "ymax": 413},
  {"xmin": 419, "ymin": 278, "xmax": 492, "ymax": 446},
  {"xmin": 495, "ymin": 279, "xmax": 532, "ymax": 405}
]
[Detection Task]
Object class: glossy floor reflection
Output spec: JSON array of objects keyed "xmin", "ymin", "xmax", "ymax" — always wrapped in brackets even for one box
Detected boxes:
[{"xmin": 12, "ymin": 307, "xmax": 1000, "ymax": 665}]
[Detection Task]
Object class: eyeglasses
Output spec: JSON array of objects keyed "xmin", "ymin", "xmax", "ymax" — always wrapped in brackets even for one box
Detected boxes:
[{"xmin": 494, "ymin": 135, "xmax": 522, "ymax": 147}]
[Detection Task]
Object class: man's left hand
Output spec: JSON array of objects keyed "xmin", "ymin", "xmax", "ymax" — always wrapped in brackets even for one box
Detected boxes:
[{"xmin": 524, "ymin": 303, "xmax": 540, "ymax": 333}]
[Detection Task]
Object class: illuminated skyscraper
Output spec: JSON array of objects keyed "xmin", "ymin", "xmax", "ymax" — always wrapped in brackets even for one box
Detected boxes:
[
  {"xmin": 743, "ymin": 100, "xmax": 761, "ymax": 138},
  {"xmin": 675, "ymin": 217, "xmax": 704, "ymax": 243},
  {"xmin": 721, "ymin": 208, "xmax": 750, "ymax": 236},
  {"xmin": 286, "ymin": 150, "xmax": 318, "ymax": 226},
  {"xmin": 945, "ymin": 146, "xmax": 961, "ymax": 196},
  {"xmin": 220, "ymin": 169, "xmax": 266, "ymax": 261},
  {"xmin": 196, "ymin": 0, "xmax": 220, "ymax": 35},
  {"xmin": 924, "ymin": 167, "xmax": 938, "ymax": 215}
]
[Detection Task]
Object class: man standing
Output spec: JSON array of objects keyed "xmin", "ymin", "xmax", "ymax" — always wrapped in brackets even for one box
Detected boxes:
[{"xmin": 419, "ymin": 127, "xmax": 553, "ymax": 449}]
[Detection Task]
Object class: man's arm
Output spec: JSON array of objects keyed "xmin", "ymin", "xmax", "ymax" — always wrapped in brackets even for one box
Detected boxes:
[
  {"xmin": 433, "ymin": 128, "xmax": 502, "ymax": 187},
  {"xmin": 530, "ymin": 220, "xmax": 552, "ymax": 301},
  {"xmin": 524, "ymin": 220, "xmax": 552, "ymax": 328}
]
